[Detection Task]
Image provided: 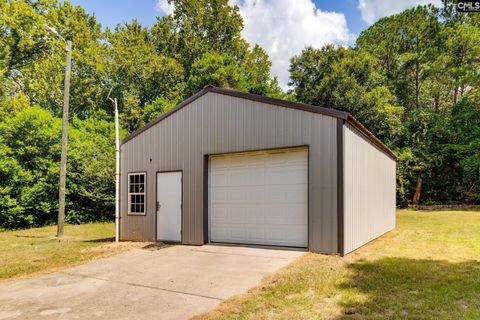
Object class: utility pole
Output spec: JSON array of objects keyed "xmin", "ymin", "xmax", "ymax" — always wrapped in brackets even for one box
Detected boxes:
[
  {"xmin": 44, "ymin": 25, "xmax": 71, "ymax": 239},
  {"xmin": 57, "ymin": 39, "xmax": 72, "ymax": 239},
  {"xmin": 108, "ymin": 90, "xmax": 120, "ymax": 242}
]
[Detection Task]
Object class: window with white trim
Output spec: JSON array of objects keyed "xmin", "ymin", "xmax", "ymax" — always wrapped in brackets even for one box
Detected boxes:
[{"xmin": 128, "ymin": 173, "xmax": 146, "ymax": 215}]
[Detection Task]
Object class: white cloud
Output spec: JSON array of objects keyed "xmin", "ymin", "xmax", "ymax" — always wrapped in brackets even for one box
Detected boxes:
[
  {"xmin": 231, "ymin": 0, "xmax": 353, "ymax": 89},
  {"xmin": 358, "ymin": 0, "xmax": 443, "ymax": 24},
  {"xmin": 155, "ymin": 0, "xmax": 174, "ymax": 15}
]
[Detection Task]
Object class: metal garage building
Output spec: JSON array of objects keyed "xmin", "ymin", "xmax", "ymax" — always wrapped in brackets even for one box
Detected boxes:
[{"xmin": 120, "ymin": 86, "xmax": 397, "ymax": 255}]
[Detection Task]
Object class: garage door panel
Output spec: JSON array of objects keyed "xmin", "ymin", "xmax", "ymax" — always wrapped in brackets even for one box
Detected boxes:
[
  {"xmin": 210, "ymin": 206, "xmax": 229, "ymax": 221},
  {"xmin": 209, "ymin": 148, "xmax": 308, "ymax": 248},
  {"xmin": 212, "ymin": 205, "xmax": 308, "ymax": 223},
  {"xmin": 267, "ymin": 206, "xmax": 307, "ymax": 224},
  {"xmin": 268, "ymin": 227, "xmax": 307, "ymax": 246},
  {"xmin": 211, "ymin": 188, "xmax": 228, "ymax": 203},
  {"xmin": 247, "ymin": 227, "xmax": 267, "ymax": 241},
  {"xmin": 212, "ymin": 224, "xmax": 307, "ymax": 247},
  {"xmin": 244, "ymin": 207, "xmax": 266, "ymax": 222},
  {"xmin": 267, "ymin": 167, "xmax": 307, "ymax": 185},
  {"xmin": 210, "ymin": 172, "xmax": 228, "ymax": 187}
]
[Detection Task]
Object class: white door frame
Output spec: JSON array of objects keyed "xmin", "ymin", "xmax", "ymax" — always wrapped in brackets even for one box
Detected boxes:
[{"xmin": 156, "ymin": 170, "xmax": 182, "ymax": 242}]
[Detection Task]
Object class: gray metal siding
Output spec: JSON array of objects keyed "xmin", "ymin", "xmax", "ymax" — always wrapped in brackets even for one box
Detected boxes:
[
  {"xmin": 120, "ymin": 92, "xmax": 338, "ymax": 253},
  {"xmin": 343, "ymin": 123, "xmax": 396, "ymax": 254}
]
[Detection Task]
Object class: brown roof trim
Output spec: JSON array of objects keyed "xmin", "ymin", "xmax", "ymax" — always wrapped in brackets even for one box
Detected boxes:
[
  {"xmin": 121, "ymin": 86, "xmax": 398, "ymax": 161},
  {"xmin": 345, "ymin": 115, "xmax": 398, "ymax": 160},
  {"xmin": 208, "ymin": 86, "xmax": 351, "ymax": 119}
]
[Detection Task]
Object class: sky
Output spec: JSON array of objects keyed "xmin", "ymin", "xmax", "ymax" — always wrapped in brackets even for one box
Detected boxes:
[{"xmin": 69, "ymin": 0, "xmax": 442, "ymax": 88}]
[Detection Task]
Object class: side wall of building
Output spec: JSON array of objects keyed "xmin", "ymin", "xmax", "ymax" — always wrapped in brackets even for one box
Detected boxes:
[
  {"xmin": 120, "ymin": 92, "xmax": 339, "ymax": 253},
  {"xmin": 343, "ymin": 123, "xmax": 396, "ymax": 254}
]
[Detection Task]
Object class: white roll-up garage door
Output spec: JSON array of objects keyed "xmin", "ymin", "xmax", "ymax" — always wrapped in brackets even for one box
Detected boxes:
[{"xmin": 209, "ymin": 148, "xmax": 308, "ymax": 247}]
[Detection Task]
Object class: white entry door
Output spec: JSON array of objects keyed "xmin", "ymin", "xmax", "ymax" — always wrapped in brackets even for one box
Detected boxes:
[
  {"xmin": 156, "ymin": 171, "xmax": 182, "ymax": 242},
  {"xmin": 209, "ymin": 148, "xmax": 308, "ymax": 247}
]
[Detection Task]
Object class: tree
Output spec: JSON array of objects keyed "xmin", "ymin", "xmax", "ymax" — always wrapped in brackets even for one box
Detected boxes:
[
  {"xmin": 67, "ymin": 116, "xmax": 118, "ymax": 223},
  {"xmin": 1, "ymin": 1, "xmax": 112, "ymax": 118},
  {"xmin": 0, "ymin": 106, "xmax": 61, "ymax": 229},
  {"xmin": 357, "ymin": 5, "xmax": 442, "ymax": 111},
  {"xmin": 241, "ymin": 44, "xmax": 284, "ymax": 97},
  {"xmin": 158, "ymin": 0, "xmax": 248, "ymax": 76},
  {"xmin": 0, "ymin": 0, "xmax": 52, "ymax": 78},
  {"xmin": 442, "ymin": 22, "xmax": 480, "ymax": 104},
  {"xmin": 186, "ymin": 52, "xmax": 245, "ymax": 95},
  {"xmin": 108, "ymin": 20, "xmax": 185, "ymax": 132},
  {"xmin": 356, "ymin": 14, "xmax": 402, "ymax": 78},
  {"xmin": 444, "ymin": 97, "xmax": 480, "ymax": 202},
  {"xmin": 151, "ymin": 0, "xmax": 283, "ymax": 99},
  {"xmin": 290, "ymin": 46, "xmax": 403, "ymax": 144},
  {"xmin": 0, "ymin": 103, "xmax": 120, "ymax": 229}
]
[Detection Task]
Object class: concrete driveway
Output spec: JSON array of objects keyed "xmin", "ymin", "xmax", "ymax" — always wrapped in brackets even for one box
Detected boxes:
[{"xmin": 0, "ymin": 244, "xmax": 304, "ymax": 320}]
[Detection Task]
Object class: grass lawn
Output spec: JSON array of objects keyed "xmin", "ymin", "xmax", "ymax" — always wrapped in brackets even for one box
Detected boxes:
[
  {"xmin": 195, "ymin": 210, "xmax": 480, "ymax": 320},
  {"xmin": 0, "ymin": 222, "xmax": 139, "ymax": 280}
]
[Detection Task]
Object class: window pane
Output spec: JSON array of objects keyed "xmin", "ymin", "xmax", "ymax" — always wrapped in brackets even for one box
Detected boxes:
[{"xmin": 129, "ymin": 174, "xmax": 146, "ymax": 214}]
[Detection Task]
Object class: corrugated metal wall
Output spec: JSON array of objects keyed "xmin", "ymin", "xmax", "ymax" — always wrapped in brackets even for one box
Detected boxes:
[
  {"xmin": 120, "ymin": 92, "xmax": 339, "ymax": 253},
  {"xmin": 343, "ymin": 123, "xmax": 396, "ymax": 254}
]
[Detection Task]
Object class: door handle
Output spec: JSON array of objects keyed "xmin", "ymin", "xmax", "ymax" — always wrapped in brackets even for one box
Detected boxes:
[{"xmin": 156, "ymin": 201, "xmax": 161, "ymax": 211}]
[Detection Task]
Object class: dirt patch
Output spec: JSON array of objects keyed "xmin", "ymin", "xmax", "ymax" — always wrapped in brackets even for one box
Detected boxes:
[
  {"xmin": 80, "ymin": 241, "xmax": 146, "ymax": 253},
  {"xmin": 141, "ymin": 242, "xmax": 171, "ymax": 251}
]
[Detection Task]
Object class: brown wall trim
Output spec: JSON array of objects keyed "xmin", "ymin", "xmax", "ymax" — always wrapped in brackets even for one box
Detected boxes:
[
  {"xmin": 337, "ymin": 119, "xmax": 345, "ymax": 256},
  {"xmin": 203, "ymin": 156, "xmax": 209, "ymax": 244},
  {"xmin": 121, "ymin": 86, "xmax": 397, "ymax": 161}
]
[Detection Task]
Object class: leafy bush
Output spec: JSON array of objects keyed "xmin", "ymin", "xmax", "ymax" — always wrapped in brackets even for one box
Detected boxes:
[{"xmin": 0, "ymin": 103, "xmax": 117, "ymax": 229}]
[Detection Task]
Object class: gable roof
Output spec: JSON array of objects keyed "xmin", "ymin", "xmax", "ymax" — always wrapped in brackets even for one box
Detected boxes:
[{"xmin": 121, "ymin": 86, "xmax": 398, "ymax": 160}]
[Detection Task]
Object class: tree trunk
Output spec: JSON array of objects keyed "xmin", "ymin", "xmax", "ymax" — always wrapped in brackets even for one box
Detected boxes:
[
  {"xmin": 412, "ymin": 177, "xmax": 422, "ymax": 205},
  {"xmin": 415, "ymin": 61, "xmax": 420, "ymax": 108}
]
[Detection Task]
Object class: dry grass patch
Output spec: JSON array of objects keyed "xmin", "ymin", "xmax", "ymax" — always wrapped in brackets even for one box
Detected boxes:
[{"xmin": 0, "ymin": 222, "xmax": 145, "ymax": 280}]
